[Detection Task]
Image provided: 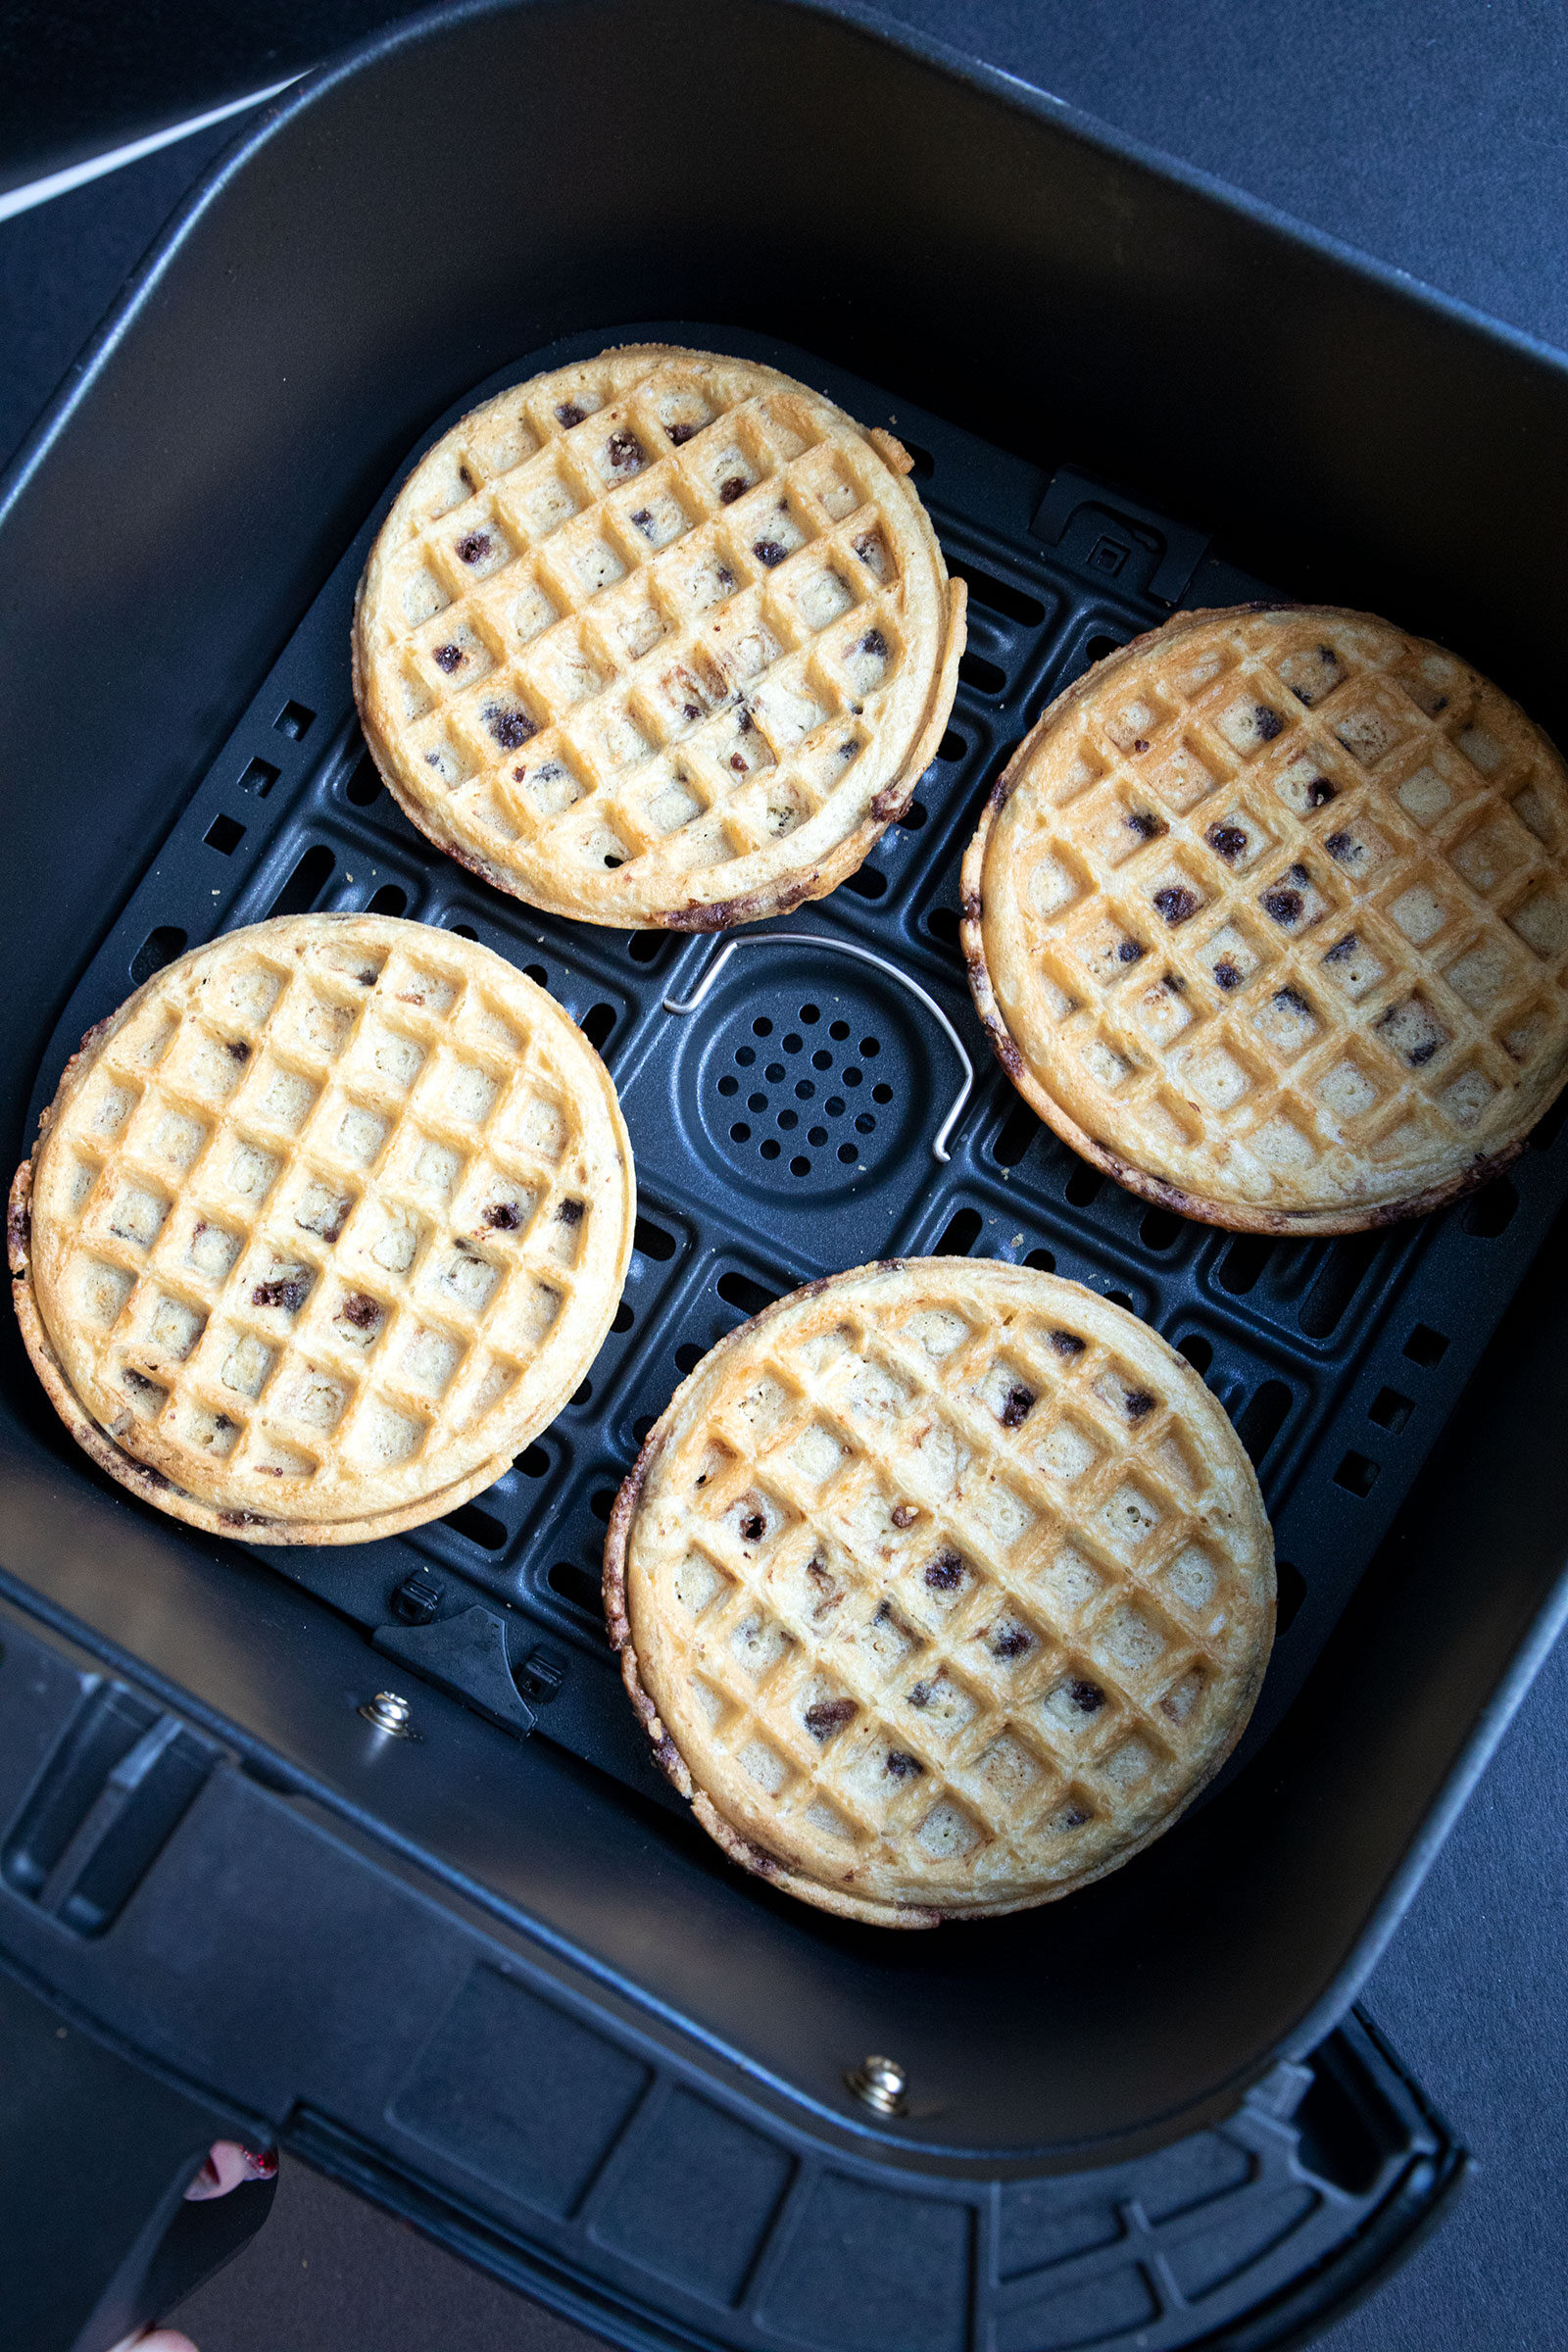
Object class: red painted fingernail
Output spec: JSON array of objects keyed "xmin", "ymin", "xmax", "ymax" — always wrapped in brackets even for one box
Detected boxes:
[{"xmin": 243, "ymin": 2146, "xmax": 278, "ymax": 2179}]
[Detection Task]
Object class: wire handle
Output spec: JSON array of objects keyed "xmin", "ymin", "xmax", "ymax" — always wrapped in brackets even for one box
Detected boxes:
[{"xmin": 663, "ymin": 933, "xmax": 974, "ymax": 1163}]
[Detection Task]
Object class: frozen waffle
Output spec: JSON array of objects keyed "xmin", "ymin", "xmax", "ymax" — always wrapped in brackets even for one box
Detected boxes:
[
  {"xmin": 11, "ymin": 914, "xmax": 634, "ymax": 1542},
  {"xmin": 353, "ymin": 345, "xmax": 964, "ymax": 929},
  {"xmin": 964, "ymin": 606, "xmax": 1568, "ymax": 1232},
  {"xmin": 606, "ymin": 1258, "xmax": 1273, "ymax": 1926}
]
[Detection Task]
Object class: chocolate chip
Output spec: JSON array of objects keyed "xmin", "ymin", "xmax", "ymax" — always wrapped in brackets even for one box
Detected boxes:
[
  {"xmin": 224, "ymin": 1039, "xmax": 250, "ymax": 1061},
  {"xmin": 682, "ymin": 703, "xmax": 701, "ymax": 721},
  {"xmin": 740, "ymin": 1512, "xmax": 765, "ymax": 1543},
  {"xmin": 719, "ymin": 475, "xmax": 748, "ymax": 503},
  {"xmin": 861, "ymin": 628, "xmax": 889, "ymax": 660},
  {"xmin": 666, "ymin": 420, "xmax": 696, "ymax": 445},
  {"xmin": 1124, "ymin": 1389, "xmax": 1155, "ymax": 1420},
  {"xmin": 556, "ymin": 1199, "xmax": 584, "ymax": 1225},
  {"xmin": 885, "ymin": 1749, "xmax": 924, "ymax": 1780},
  {"xmin": 1262, "ymin": 887, "xmax": 1303, "ymax": 924},
  {"xmin": 486, "ymin": 705, "xmax": 535, "ymax": 750},
  {"xmin": 1408, "ymin": 1039, "xmax": 1440, "ymax": 1067},
  {"xmin": 1324, "ymin": 830, "xmax": 1356, "ymax": 862},
  {"xmin": 805, "ymin": 1558, "xmax": 839, "ymax": 1615},
  {"xmin": 252, "ymin": 1274, "xmax": 310, "ymax": 1312},
  {"xmin": 556, "ymin": 401, "xmax": 586, "ymax": 427},
  {"xmin": 1432, "ymin": 696, "xmax": 1448, "ymax": 712},
  {"xmin": 458, "ymin": 465, "xmax": 474, "ymax": 491},
  {"xmin": 1274, "ymin": 984, "xmax": 1312, "ymax": 1017},
  {"xmin": 1117, "ymin": 938, "xmax": 1146, "ymax": 964},
  {"xmin": 907, "ymin": 1681, "xmax": 933, "ymax": 1708},
  {"xmin": 716, "ymin": 565, "xmax": 735, "ymax": 591},
  {"xmin": 358, "ymin": 969, "xmax": 377, "ymax": 985},
  {"xmin": 606, "ymin": 428, "xmax": 644, "ymax": 472},
  {"xmin": 805, "ymin": 1697, "xmax": 856, "ymax": 1740},
  {"xmin": 1050, "ymin": 1330, "xmax": 1086, "ymax": 1357},
  {"xmin": 1133, "ymin": 737, "xmax": 1150, "ymax": 754},
  {"xmin": 1289, "ymin": 860, "xmax": 1309, "ymax": 883},
  {"xmin": 456, "ymin": 531, "xmax": 492, "ymax": 564},
  {"xmin": 1254, "ymin": 704, "xmax": 1283, "ymax": 740},
  {"xmin": 433, "ymin": 643, "xmax": 464, "ymax": 673},
  {"xmin": 839, "ymin": 740, "xmax": 857, "ymax": 760},
  {"xmin": 1127, "ymin": 809, "xmax": 1162, "ymax": 839},
  {"xmin": 1068, "ymin": 1678, "xmax": 1104, "ymax": 1714},
  {"xmin": 1164, "ymin": 970, "xmax": 1186, "ymax": 993},
  {"xmin": 629, "ymin": 507, "xmax": 655, "ymax": 534},
  {"xmin": 1059, "ymin": 1803, "xmax": 1091, "ymax": 1829},
  {"xmin": 1206, "ymin": 822, "xmax": 1248, "ymax": 860},
  {"xmin": 753, "ymin": 539, "xmax": 787, "ymax": 566},
  {"xmin": 890, "ymin": 1501, "xmax": 919, "ymax": 1528},
  {"xmin": 214, "ymin": 1413, "xmax": 235, "ymax": 1434},
  {"xmin": 1214, "ymin": 960, "xmax": 1243, "ymax": 990},
  {"xmin": 738, "ymin": 709, "xmax": 755, "ymax": 734},
  {"xmin": 1307, "ymin": 777, "xmax": 1337, "ymax": 807},
  {"xmin": 991, "ymin": 1625, "xmax": 1032, "ymax": 1660},
  {"xmin": 1000, "ymin": 1384, "xmax": 1035, "ymax": 1429},
  {"xmin": 924, "ymin": 1550, "xmax": 963, "ymax": 1591},
  {"xmin": 122, "ymin": 1367, "xmax": 163, "ymax": 1398},
  {"xmin": 340, "ymin": 1292, "xmax": 379, "ymax": 1330},
  {"xmin": 729, "ymin": 754, "xmax": 748, "ymax": 773},
  {"xmin": 1324, "ymin": 933, "xmax": 1357, "ymax": 964},
  {"xmin": 1152, "ymin": 885, "xmax": 1199, "ymax": 925}
]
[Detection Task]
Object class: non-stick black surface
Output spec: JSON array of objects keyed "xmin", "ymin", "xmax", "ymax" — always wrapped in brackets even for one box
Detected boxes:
[{"xmin": 27, "ymin": 321, "xmax": 1568, "ymax": 1809}]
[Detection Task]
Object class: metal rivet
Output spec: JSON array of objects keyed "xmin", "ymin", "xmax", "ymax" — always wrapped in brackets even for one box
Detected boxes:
[
  {"xmin": 360, "ymin": 1690, "xmax": 415, "ymax": 1737},
  {"xmin": 846, "ymin": 2054, "xmax": 907, "ymax": 2116}
]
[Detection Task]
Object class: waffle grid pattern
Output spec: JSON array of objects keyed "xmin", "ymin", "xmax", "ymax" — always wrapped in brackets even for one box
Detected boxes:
[
  {"xmin": 621, "ymin": 1267, "xmax": 1270, "ymax": 1916},
  {"xmin": 970, "ymin": 609, "xmax": 1568, "ymax": 1223},
  {"xmin": 31, "ymin": 918, "xmax": 629, "ymax": 1522},
  {"xmin": 355, "ymin": 348, "xmax": 957, "ymax": 923}
]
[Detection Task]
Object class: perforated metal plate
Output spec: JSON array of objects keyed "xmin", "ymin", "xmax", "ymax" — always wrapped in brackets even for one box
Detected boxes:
[{"xmin": 27, "ymin": 322, "xmax": 1568, "ymax": 1808}]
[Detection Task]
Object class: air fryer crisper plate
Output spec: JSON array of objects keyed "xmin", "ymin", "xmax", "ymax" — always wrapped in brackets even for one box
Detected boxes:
[{"xmin": 25, "ymin": 322, "xmax": 1568, "ymax": 1816}]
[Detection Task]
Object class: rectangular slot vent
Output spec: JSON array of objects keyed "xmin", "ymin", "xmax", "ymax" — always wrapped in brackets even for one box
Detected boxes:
[{"xmin": 2, "ymin": 1684, "xmax": 213, "ymax": 1936}]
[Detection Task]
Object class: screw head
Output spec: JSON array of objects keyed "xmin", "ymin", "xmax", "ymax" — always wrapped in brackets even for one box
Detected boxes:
[
  {"xmin": 846, "ymin": 2054, "xmax": 907, "ymax": 2116},
  {"xmin": 360, "ymin": 1690, "xmax": 414, "ymax": 1737}
]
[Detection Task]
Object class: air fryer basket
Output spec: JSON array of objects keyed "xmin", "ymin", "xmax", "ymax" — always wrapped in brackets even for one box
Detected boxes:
[{"xmin": 4, "ymin": 3, "xmax": 1568, "ymax": 2346}]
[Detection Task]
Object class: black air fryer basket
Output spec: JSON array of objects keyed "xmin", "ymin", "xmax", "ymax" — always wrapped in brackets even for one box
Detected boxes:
[{"xmin": 5, "ymin": 6, "xmax": 1568, "ymax": 2348}]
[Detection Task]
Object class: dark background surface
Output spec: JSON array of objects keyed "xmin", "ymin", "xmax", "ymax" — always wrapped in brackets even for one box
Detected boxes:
[{"xmin": 2, "ymin": 5, "xmax": 1565, "ymax": 2348}]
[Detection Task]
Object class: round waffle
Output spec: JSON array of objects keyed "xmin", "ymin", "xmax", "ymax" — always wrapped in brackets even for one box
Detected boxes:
[
  {"xmin": 12, "ymin": 915, "xmax": 634, "ymax": 1542},
  {"xmin": 606, "ymin": 1259, "xmax": 1273, "ymax": 1927},
  {"xmin": 352, "ymin": 344, "xmax": 964, "ymax": 930},
  {"xmin": 963, "ymin": 606, "xmax": 1568, "ymax": 1233}
]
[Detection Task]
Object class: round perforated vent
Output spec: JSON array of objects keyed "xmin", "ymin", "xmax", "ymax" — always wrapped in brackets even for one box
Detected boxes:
[{"xmin": 679, "ymin": 961, "xmax": 928, "ymax": 1200}]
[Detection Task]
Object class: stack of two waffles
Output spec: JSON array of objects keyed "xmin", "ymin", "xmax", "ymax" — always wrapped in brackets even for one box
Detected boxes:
[{"xmin": 16, "ymin": 345, "xmax": 1568, "ymax": 1925}]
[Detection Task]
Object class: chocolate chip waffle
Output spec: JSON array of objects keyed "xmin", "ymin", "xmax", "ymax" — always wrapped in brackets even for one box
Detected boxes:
[
  {"xmin": 11, "ymin": 914, "xmax": 634, "ymax": 1543},
  {"xmin": 606, "ymin": 1259, "xmax": 1273, "ymax": 1926},
  {"xmin": 352, "ymin": 345, "xmax": 964, "ymax": 929},
  {"xmin": 964, "ymin": 606, "xmax": 1568, "ymax": 1233}
]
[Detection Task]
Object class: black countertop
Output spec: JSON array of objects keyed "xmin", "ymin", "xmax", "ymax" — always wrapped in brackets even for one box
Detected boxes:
[{"xmin": 2, "ymin": 7, "xmax": 1564, "ymax": 2348}]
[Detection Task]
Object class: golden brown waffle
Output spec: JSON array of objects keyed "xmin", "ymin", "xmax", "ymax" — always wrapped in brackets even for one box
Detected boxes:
[
  {"xmin": 353, "ymin": 345, "xmax": 964, "ymax": 929},
  {"xmin": 12, "ymin": 915, "xmax": 634, "ymax": 1542},
  {"xmin": 606, "ymin": 1259, "xmax": 1273, "ymax": 1926},
  {"xmin": 963, "ymin": 606, "xmax": 1568, "ymax": 1233}
]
